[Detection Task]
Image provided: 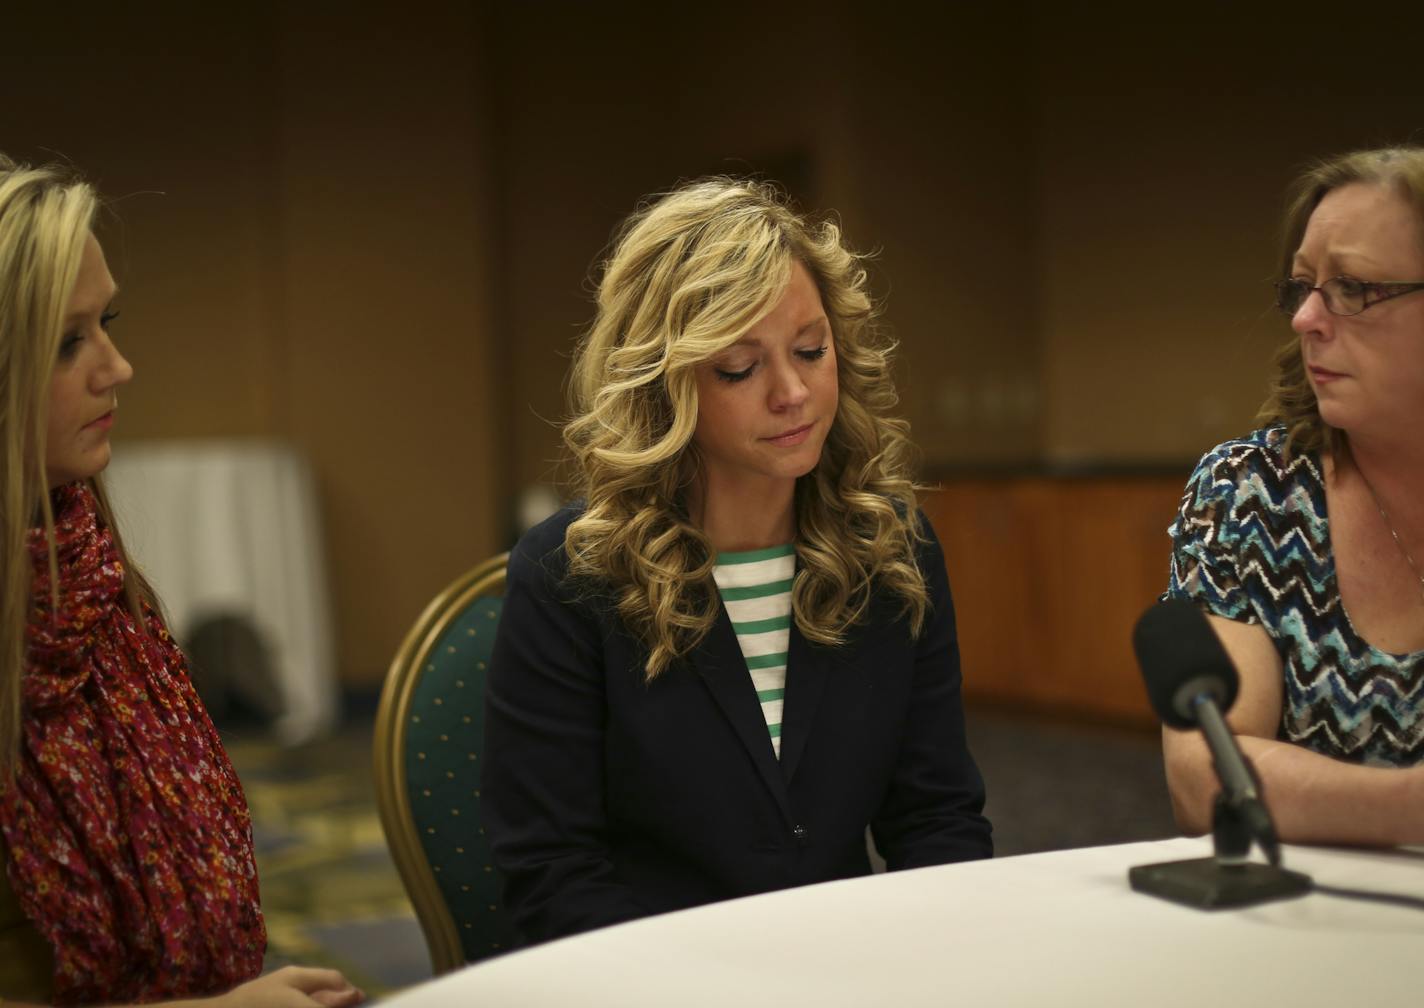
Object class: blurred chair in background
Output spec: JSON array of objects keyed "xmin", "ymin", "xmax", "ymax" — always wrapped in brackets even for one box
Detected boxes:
[{"xmin": 374, "ymin": 553, "xmax": 516, "ymax": 974}]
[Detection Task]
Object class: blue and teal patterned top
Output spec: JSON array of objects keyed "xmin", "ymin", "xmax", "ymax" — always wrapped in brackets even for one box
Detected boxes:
[{"xmin": 1166, "ymin": 426, "xmax": 1424, "ymax": 766}]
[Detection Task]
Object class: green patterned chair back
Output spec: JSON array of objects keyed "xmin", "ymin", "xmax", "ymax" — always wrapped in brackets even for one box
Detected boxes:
[{"xmin": 374, "ymin": 553, "xmax": 516, "ymax": 974}]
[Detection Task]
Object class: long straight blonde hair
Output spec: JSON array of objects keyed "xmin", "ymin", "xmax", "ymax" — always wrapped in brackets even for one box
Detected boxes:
[
  {"xmin": 564, "ymin": 178, "xmax": 927, "ymax": 679},
  {"xmin": 0, "ymin": 155, "xmax": 155, "ymax": 772}
]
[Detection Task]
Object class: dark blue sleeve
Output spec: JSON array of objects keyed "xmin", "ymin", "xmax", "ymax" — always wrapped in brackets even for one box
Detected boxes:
[
  {"xmin": 871, "ymin": 513, "xmax": 994, "ymax": 868},
  {"xmin": 481, "ymin": 517, "xmax": 647, "ymax": 942}
]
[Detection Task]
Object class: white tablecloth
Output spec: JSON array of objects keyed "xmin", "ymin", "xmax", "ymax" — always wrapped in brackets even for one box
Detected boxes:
[
  {"xmin": 106, "ymin": 440, "xmax": 338, "ymax": 744},
  {"xmin": 384, "ymin": 837, "xmax": 1421, "ymax": 1007}
]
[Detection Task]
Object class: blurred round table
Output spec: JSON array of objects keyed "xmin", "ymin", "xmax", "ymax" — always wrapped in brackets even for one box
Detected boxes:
[{"xmin": 106, "ymin": 439, "xmax": 338, "ymax": 744}]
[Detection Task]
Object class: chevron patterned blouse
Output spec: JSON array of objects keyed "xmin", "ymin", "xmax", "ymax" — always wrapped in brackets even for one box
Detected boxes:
[{"xmin": 1166, "ymin": 426, "xmax": 1424, "ymax": 765}]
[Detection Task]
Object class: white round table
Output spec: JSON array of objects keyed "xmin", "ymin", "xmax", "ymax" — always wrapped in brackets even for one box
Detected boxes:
[{"xmin": 382, "ymin": 837, "xmax": 1421, "ymax": 1007}]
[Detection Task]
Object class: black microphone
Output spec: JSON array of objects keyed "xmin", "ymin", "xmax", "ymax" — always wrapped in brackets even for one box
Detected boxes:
[
  {"xmin": 1127, "ymin": 598, "xmax": 1311, "ymax": 909},
  {"xmin": 1133, "ymin": 597, "xmax": 1277, "ymax": 865}
]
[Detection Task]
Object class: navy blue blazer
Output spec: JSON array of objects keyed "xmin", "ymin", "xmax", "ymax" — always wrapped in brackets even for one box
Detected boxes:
[{"xmin": 482, "ymin": 506, "xmax": 991, "ymax": 944}]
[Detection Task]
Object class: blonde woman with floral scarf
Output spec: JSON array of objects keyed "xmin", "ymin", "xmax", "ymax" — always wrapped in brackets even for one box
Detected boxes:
[{"xmin": 0, "ymin": 155, "xmax": 362, "ymax": 1008}]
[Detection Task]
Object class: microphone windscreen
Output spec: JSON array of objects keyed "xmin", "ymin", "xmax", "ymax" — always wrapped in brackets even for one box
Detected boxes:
[{"xmin": 1133, "ymin": 598, "xmax": 1239, "ymax": 728}]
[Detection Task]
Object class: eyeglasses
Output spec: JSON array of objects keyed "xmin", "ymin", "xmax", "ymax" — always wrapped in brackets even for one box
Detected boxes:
[{"xmin": 1274, "ymin": 276, "xmax": 1424, "ymax": 317}]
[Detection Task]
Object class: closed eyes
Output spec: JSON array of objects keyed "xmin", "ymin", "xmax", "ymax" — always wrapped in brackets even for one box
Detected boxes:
[{"xmin": 714, "ymin": 345, "xmax": 828, "ymax": 383}]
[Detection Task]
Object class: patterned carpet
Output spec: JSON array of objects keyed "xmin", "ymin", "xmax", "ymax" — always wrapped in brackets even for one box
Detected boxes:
[
  {"xmin": 967, "ymin": 706, "xmax": 1177, "ymax": 857},
  {"xmin": 225, "ymin": 723, "xmax": 433, "ymax": 999},
  {"xmin": 223, "ymin": 704, "xmax": 1178, "ymax": 999}
]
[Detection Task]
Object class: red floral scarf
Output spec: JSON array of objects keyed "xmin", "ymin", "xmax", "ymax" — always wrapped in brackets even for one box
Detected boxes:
[{"xmin": 0, "ymin": 482, "xmax": 265, "ymax": 1004}]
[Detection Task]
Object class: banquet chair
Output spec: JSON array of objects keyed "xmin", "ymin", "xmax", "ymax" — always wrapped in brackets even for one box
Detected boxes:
[{"xmin": 374, "ymin": 552, "xmax": 516, "ymax": 974}]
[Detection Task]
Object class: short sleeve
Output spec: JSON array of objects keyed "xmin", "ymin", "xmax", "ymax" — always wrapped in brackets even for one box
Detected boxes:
[{"xmin": 1164, "ymin": 445, "xmax": 1260, "ymax": 625}]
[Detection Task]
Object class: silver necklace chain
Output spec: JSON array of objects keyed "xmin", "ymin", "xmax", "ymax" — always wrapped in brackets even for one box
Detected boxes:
[{"xmin": 1356, "ymin": 463, "xmax": 1424, "ymax": 604}]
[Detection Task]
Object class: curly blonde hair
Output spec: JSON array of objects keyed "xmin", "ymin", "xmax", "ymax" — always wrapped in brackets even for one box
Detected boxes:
[
  {"xmin": 1259, "ymin": 145, "xmax": 1424, "ymax": 460},
  {"xmin": 563, "ymin": 177, "xmax": 927, "ymax": 680},
  {"xmin": 0, "ymin": 154, "xmax": 156, "ymax": 772}
]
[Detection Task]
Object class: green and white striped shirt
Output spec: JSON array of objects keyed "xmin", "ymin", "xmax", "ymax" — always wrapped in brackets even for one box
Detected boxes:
[{"xmin": 711, "ymin": 543, "xmax": 795, "ymax": 758}]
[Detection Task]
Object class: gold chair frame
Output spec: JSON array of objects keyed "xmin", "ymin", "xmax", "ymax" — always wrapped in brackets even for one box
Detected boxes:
[{"xmin": 373, "ymin": 552, "xmax": 509, "ymax": 976}]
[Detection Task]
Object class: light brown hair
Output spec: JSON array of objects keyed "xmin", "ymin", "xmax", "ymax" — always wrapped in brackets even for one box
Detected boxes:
[{"xmin": 1259, "ymin": 145, "xmax": 1424, "ymax": 459}]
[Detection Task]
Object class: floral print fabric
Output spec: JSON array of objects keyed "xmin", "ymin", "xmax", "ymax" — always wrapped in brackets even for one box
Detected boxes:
[{"xmin": 0, "ymin": 482, "xmax": 264, "ymax": 1004}]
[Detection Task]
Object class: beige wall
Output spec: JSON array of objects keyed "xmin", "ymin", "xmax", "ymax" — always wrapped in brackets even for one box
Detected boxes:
[
  {"xmin": 1033, "ymin": 11, "xmax": 1424, "ymax": 464},
  {"xmin": 7, "ymin": 4, "xmax": 1424, "ymax": 689},
  {"xmin": 270, "ymin": 6, "xmax": 499, "ymax": 687},
  {"xmin": 7, "ymin": 6, "xmax": 500, "ymax": 687}
]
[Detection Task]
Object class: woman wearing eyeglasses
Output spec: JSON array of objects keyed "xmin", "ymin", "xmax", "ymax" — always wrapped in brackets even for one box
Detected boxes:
[{"xmin": 1162, "ymin": 146, "xmax": 1424, "ymax": 846}]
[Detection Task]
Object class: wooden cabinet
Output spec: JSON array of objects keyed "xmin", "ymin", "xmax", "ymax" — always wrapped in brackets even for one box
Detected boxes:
[{"xmin": 922, "ymin": 475, "xmax": 1187, "ymax": 725}]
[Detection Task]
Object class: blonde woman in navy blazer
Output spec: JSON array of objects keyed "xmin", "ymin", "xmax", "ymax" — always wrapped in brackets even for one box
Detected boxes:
[{"xmin": 484, "ymin": 179, "xmax": 991, "ymax": 945}]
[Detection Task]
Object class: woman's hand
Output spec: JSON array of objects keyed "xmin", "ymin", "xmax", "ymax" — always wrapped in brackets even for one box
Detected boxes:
[
  {"xmin": 209, "ymin": 966, "xmax": 364, "ymax": 1008},
  {"xmin": 6, "ymin": 966, "xmax": 365, "ymax": 1008}
]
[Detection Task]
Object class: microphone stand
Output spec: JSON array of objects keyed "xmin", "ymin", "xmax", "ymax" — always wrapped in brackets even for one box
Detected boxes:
[
  {"xmin": 1129, "ymin": 599, "xmax": 1313, "ymax": 908},
  {"xmin": 1129, "ymin": 764, "xmax": 1312, "ymax": 909}
]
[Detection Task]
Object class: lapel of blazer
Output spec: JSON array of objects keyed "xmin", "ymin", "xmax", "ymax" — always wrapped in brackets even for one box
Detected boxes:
[
  {"xmin": 690, "ymin": 601, "xmax": 792, "ymax": 820},
  {"xmin": 778, "ymin": 620, "xmax": 831, "ymax": 783}
]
